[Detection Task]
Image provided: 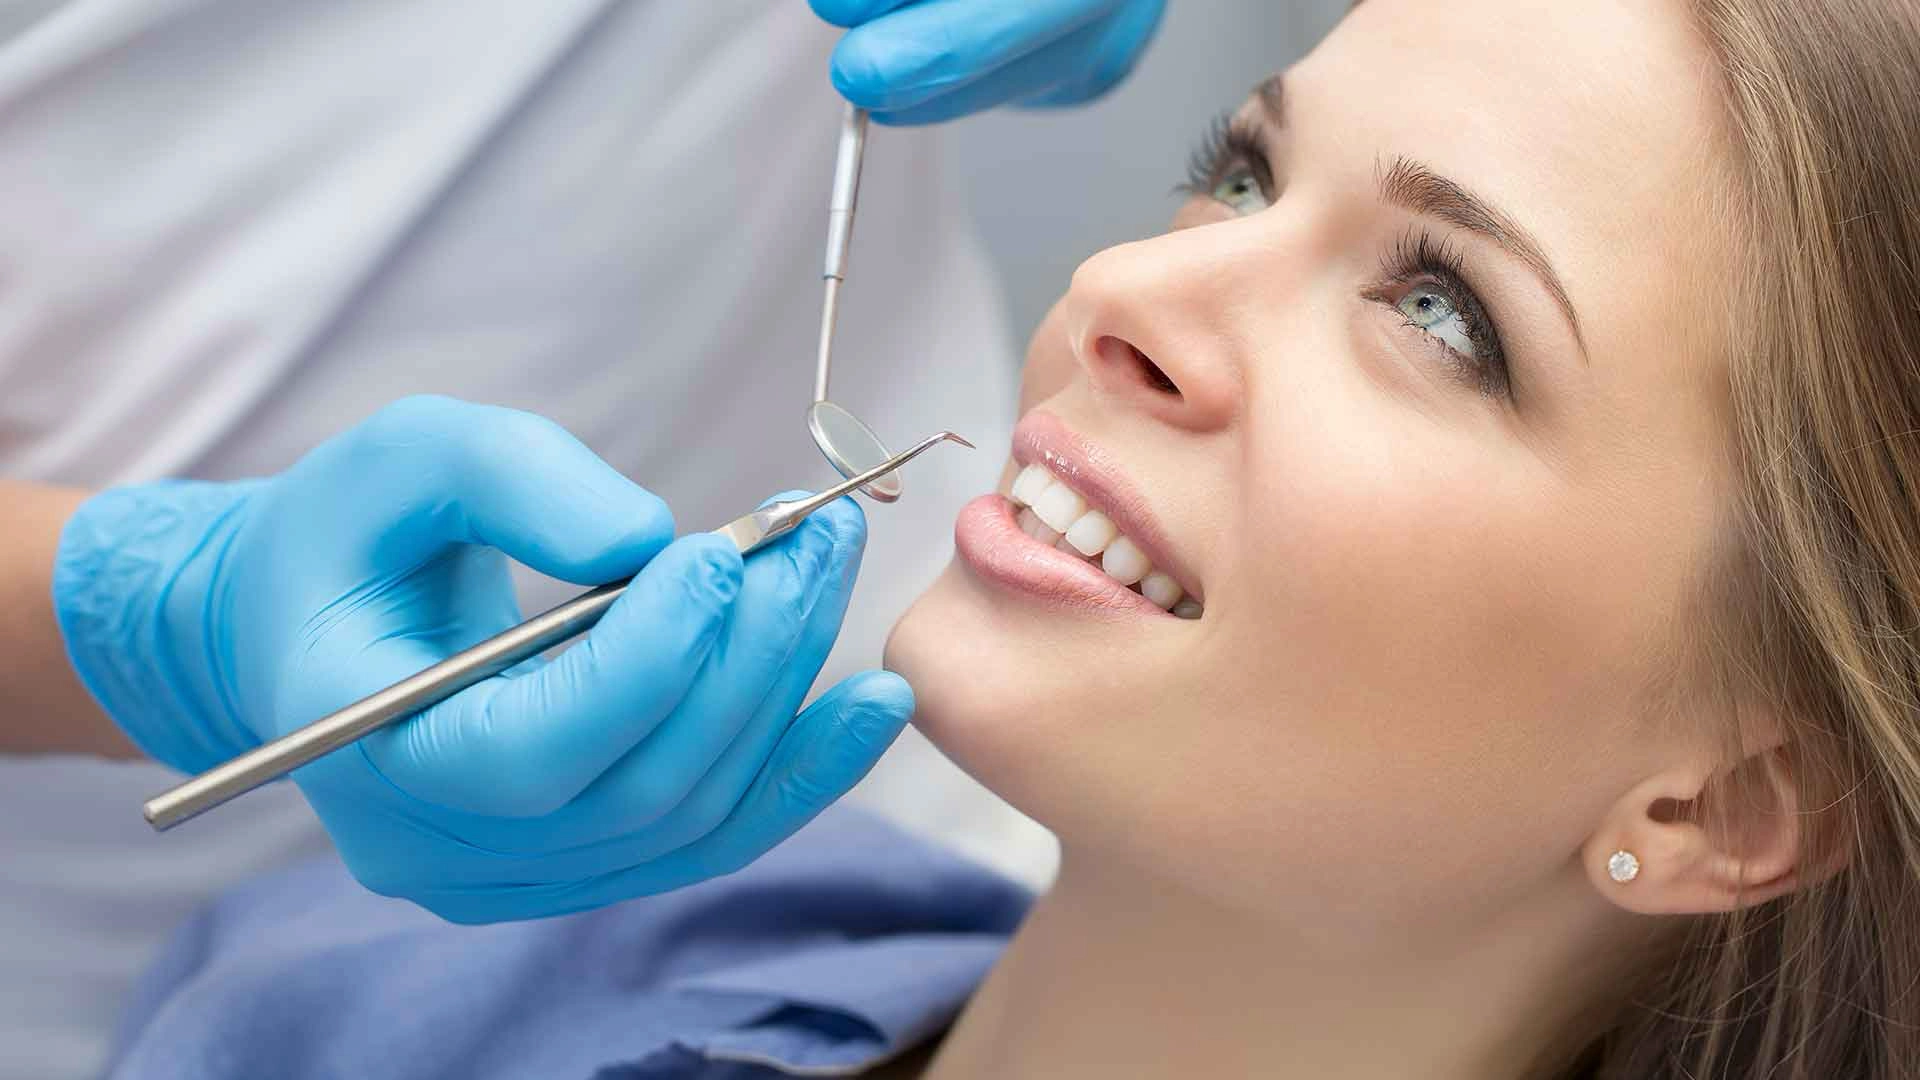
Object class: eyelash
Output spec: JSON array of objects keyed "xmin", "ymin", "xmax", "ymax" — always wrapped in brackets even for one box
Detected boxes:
[
  {"xmin": 1179, "ymin": 116, "xmax": 1512, "ymax": 400},
  {"xmin": 1371, "ymin": 229, "xmax": 1511, "ymax": 398},
  {"xmin": 1179, "ymin": 112, "xmax": 1273, "ymax": 201}
]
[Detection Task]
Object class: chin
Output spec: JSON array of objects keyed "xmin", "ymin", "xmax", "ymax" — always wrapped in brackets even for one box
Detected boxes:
[
  {"xmin": 884, "ymin": 556, "xmax": 1174, "ymax": 844},
  {"xmin": 884, "ymin": 561, "xmax": 1034, "ymax": 789}
]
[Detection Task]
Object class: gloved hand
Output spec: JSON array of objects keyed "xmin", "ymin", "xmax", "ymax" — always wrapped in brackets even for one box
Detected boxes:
[
  {"xmin": 54, "ymin": 395, "xmax": 911, "ymax": 923},
  {"xmin": 810, "ymin": 0, "xmax": 1165, "ymax": 124}
]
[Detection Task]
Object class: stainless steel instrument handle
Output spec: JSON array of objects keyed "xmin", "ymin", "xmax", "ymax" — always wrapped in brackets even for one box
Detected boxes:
[{"xmin": 141, "ymin": 430, "xmax": 969, "ymax": 832}]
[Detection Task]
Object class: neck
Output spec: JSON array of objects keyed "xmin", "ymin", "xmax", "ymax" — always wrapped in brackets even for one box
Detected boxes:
[{"xmin": 924, "ymin": 852, "xmax": 1629, "ymax": 1080}]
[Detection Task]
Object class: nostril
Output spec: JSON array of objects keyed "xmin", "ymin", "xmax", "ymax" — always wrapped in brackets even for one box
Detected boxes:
[
  {"xmin": 1135, "ymin": 345, "xmax": 1180, "ymax": 396},
  {"xmin": 1097, "ymin": 335, "xmax": 1181, "ymax": 398}
]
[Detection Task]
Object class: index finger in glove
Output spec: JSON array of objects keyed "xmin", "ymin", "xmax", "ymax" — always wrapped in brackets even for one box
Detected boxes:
[
  {"xmin": 826, "ymin": 0, "xmax": 1126, "ymax": 113},
  {"xmin": 472, "ymin": 493, "xmax": 870, "ymax": 857},
  {"xmin": 359, "ymin": 534, "xmax": 744, "ymax": 818},
  {"xmin": 554, "ymin": 494, "xmax": 866, "ymax": 834},
  {"xmin": 860, "ymin": 15, "xmax": 1120, "ymax": 125},
  {"xmin": 313, "ymin": 396, "xmax": 676, "ymax": 585}
]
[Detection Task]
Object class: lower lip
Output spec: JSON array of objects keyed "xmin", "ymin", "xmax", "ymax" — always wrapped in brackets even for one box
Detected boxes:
[{"xmin": 953, "ymin": 494, "xmax": 1169, "ymax": 617}]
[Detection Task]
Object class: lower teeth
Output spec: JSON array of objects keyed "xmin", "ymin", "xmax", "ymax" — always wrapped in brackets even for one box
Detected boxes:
[{"xmin": 1012, "ymin": 499, "xmax": 1202, "ymax": 618}]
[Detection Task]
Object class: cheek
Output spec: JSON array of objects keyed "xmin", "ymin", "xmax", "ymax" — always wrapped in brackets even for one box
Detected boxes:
[
  {"xmin": 1018, "ymin": 302, "xmax": 1081, "ymax": 414},
  {"xmin": 1148, "ymin": 410, "xmax": 1687, "ymax": 923},
  {"xmin": 1164, "ymin": 400, "xmax": 1693, "ymax": 919}
]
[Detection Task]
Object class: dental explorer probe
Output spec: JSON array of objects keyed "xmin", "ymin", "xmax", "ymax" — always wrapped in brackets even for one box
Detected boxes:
[
  {"xmin": 807, "ymin": 105, "xmax": 908, "ymax": 503},
  {"xmin": 142, "ymin": 430, "xmax": 974, "ymax": 832}
]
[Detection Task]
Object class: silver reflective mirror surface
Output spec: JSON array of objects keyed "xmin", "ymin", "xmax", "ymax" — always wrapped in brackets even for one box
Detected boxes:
[{"xmin": 807, "ymin": 401, "xmax": 902, "ymax": 502}]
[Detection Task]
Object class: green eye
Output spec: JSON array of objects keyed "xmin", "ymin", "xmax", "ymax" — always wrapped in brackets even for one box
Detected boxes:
[{"xmin": 1211, "ymin": 170, "xmax": 1269, "ymax": 215}]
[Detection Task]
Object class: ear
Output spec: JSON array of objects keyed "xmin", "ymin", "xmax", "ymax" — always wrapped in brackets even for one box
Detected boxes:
[{"xmin": 1581, "ymin": 746, "xmax": 1847, "ymax": 915}]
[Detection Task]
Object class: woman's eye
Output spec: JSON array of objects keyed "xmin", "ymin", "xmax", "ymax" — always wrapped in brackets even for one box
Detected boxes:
[
  {"xmin": 1396, "ymin": 283, "xmax": 1480, "ymax": 359},
  {"xmin": 1211, "ymin": 169, "xmax": 1270, "ymax": 215},
  {"xmin": 1367, "ymin": 229, "xmax": 1511, "ymax": 399},
  {"xmin": 1183, "ymin": 113, "xmax": 1275, "ymax": 217}
]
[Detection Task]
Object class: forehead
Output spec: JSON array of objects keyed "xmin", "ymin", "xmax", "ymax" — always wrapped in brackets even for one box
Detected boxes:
[{"xmin": 1290, "ymin": 0, "xmax": 1731, "ymax": 352}]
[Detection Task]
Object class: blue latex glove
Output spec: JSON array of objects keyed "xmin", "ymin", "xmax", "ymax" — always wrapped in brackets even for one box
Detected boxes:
[
  {"xmin": 53, "ymin": 396, "xmax": 912, "ymax": 923},
  {"xmin": 811, "ymin": 0, "xmax": 1165, "ymax": 124}
]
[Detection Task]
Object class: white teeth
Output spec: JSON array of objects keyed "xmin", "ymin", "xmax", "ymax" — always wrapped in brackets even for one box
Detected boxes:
[
  {"xmin": 1140, "ymin": 571, "xmax": 1183, "ymax": 610},
  {"xmin": 1031, "ymin": 481, "xmax": 1087, "ymax": 533},
  {"xmin": 1009, "ymin": 463, "xmax": 1053, "ymax": 508},
  {"xmin": 1064, "ymin": 510, "xmax": 1119, "ymax": 557},
  {"xmin": 1017, "ymin": 507, "xmax": 1062, "ymax": 545},
  {"xmin": 1005, "ymin": 461, "xmax": 1205, "ymax": 618},
  {"xmin": 1100, "ymin": 536, "xmax": 1151, "ymax": 586}
]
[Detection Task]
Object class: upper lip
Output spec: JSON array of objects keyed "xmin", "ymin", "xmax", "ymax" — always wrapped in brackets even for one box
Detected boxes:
[{"xmin": 1012, "ymin": 410, "xmax": 1204, "ymax": 606}]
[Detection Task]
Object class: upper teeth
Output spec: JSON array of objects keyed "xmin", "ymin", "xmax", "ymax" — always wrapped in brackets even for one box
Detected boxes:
[{"xmin": 1006, "ymin": 462, "xmax": 1203, "ymax": 619}]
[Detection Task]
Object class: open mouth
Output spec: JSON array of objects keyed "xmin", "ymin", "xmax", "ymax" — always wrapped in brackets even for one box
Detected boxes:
[
  {"xmin": 1004, "ymin": 461, "xmax": 1202, "ymax": 618},
  {"xmin": 951, "ymin": 411, "xmax": 1204, "ymax": 620}
]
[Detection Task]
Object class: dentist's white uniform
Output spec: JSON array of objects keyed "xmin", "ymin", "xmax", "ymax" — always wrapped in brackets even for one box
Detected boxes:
[{"xmin": 0, "ymin": 3, "xmax": 1049, "ymax": 1077}]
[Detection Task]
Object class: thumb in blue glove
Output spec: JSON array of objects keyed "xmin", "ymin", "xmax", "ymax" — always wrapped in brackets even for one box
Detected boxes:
[
  {"xmin": 54, "ymin": 395, "xmax": 913, "ymax": 923},
  {"xmin": 811, "ymin": 0, "xmax": 1166, "ymax": 125}
]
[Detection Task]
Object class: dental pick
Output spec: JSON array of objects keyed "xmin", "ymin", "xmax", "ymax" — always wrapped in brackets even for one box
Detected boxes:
[{"xmin": 142, "ymin": 430, "xmax": 974, "ymax": 832}]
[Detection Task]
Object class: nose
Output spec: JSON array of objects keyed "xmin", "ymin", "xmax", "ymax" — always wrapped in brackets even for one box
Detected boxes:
[{"xmin": 1059, "ymin": 222, "xmax": 1264, "ymax": 433}]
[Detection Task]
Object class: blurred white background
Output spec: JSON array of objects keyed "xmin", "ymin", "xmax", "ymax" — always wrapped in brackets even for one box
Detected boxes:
[{"xmin": 948, "ymin": 0, "xmax": 1349, "ymax": 345}]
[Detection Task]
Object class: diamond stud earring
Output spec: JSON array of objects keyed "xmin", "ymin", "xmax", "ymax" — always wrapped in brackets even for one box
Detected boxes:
[{"xmin": 1607, "ymin": 849, "xmax": 1641, "ymax": 883}]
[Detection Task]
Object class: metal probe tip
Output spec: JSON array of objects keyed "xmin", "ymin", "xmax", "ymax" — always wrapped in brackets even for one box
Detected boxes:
[{"xmin": 772, "ymin": 430, "xmax": 973, "ymax": 525}]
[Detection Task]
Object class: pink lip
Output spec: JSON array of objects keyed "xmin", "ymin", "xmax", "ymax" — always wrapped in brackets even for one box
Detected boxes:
[
  {"xmin": 950, "ymin": 410, "xmax": 1202, "ymax": 619},
  {"xmin": 1012, "ymin": 410, "xmax": 1201, "ymax": 605},
  {"xmin": 954, "ymin": 494, "xmax": 1170, "ymax": 617}
]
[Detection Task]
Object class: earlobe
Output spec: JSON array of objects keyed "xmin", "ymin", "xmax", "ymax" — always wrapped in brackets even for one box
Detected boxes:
[{"xmin": 1583, "ymin": 750, "xmax": 1836, "ymax": 916}]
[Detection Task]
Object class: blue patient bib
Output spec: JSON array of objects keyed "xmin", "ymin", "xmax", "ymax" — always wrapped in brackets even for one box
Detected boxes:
[{"xmin": 106, "ymin": 808, "xmax": 1031, "ymax": 1079}]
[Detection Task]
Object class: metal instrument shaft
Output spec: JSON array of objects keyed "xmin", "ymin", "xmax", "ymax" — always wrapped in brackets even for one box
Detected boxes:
[
  {"xmin": 143, "ymin": 430, "xmax": 971, "ymax": 832},
  {"xmin": 814, "ymin": 104, "xmax": 868, "ymax": 404}
]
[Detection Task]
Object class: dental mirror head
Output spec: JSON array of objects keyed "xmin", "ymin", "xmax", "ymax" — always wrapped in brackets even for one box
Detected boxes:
[{"xmin": 807, "ymin": 400, "xmax": 902, "ymax": 503}]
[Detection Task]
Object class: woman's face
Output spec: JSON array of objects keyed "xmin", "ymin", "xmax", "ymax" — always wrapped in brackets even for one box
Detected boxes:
[{"xmin": 887, "ymin": 0, "xmax": 1738, "ymax": 931}]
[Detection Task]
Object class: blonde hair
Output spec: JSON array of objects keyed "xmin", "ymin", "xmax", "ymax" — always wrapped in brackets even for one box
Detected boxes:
[{"xmin": 1587, "ymin": 1, "xmax": 1920, "ymax": 1077}]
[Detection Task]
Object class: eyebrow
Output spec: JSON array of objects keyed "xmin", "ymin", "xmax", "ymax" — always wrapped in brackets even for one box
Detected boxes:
[{"xmin": 1252, "ymin": 75, "xmax": 1590, "ymax": 360}]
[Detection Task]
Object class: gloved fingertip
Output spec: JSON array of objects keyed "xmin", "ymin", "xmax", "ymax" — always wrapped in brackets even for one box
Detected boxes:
[
  {"xmin": 828, "ymin": 33, "xmax": 901, "ymax": 111},
  {"xmin": 678, "ymin": 532, "xmax": 746, "ymax": 603},
  {"xmin": 594, "ymin": 484, "xmax": 677, "ymax": 565},
  {"xmin": 806, "ymin": 503, "xmax": 867, "ymax": 580},
  {"xmin": 814, "ymin": 494, "xmax": 868, "ymax": 553},
  {"xmin": 628, "ymin": 485, "xmax": 678, "ymax": 540},
  {"xmin": 807, "ymin": 0, "xmax": 862, "ymax": 29},
  {"xmin": 810, "ymin": 0, "xmax": 918, "ymax": 30},
  {"xmin": 838, "ymin": 670, "xmax": 916, "ymax": 737},
  {"xmin": 362, "ymin": 392, "xmax": 467, "ymax": 438},
  {"xmin": 775, "ymin": 502, "xmax": 867, "ymax": 600},
  {"xmin": 605, "ymin": 532, "xmax": 742, "ymax": 646}
]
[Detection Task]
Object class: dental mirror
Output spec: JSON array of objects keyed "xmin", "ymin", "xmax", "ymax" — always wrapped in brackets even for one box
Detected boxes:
[
  {"xmin": 808, "ymin": 399, "xmax": 903, "ymax": 503},
  {"xmin": 807, "ymin": 103, "xmax": 903, "ymax": 503}
]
